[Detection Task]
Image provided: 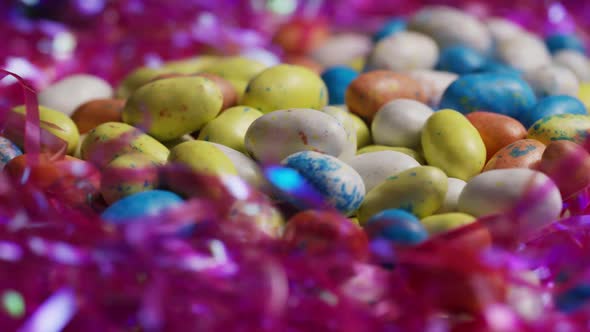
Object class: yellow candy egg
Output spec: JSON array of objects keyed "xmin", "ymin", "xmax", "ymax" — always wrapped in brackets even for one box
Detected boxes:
[
  {"xmin": 201, "ymin": 56, "xmax": 268, "ymax": 97},
  {"xmin": 578, "ymin": 82, "xmax": 590, "ymax": 110},
  {"xmin": 198, "ymin": 106, "xmax": 263, "ymax": 153},
  {"xmin": 13, "ymin": 105, "xmax": 80, "ymax": 154},
  {"xmin": 116, "ymin": 66, "xmax": 165, "ymax": 99},
  {"xmin": 321, "ymin": 106, "xmax": 357, "ymax": 160},
  {"xmin": 168, "ymin": 140, "xmax": 237, "ymax": 176},
  {"xmin": 357, "ymin": 166, "xmax": 448, "ymax": 224},
  {"xmin": 527, "ymin": 114, "xmax": 590, "ymax": 145},
  {"xmin": 81, "ymin": 122, "xmax": 169, "ymax": 168},
  {"xmin": 356, "ymin": 145, "xmax": 424, "ymax": 164},
  {"xmin": 100, "ymin": 152, "xmax": 161, "ymax": 204},
  {"xmin": 161, "ymin": 56, "xmax": 219, "ymax": 74},
  {"xmin": 349, "ymin": 111, "xmax": 372, "ymax": 149},
  {"xmin": 241, "ymin": 64, "xmax": 328, "ymax": 113},
  {"xmin": 421, "ymin": 109, "xmax": 486, "ymax": 180},
  {"xmin": 122, "ymin": 76, "xmax": 223, "ymax": 142},
  {"xmin": 420, "ymin": 212, "xmax": 476, "ymax": 236}
]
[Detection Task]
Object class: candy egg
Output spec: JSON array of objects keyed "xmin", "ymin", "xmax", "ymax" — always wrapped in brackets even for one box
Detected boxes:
[
  {"xmin": 241, "ymin": 64, "xmax": 328, "ymax": 114},
  {"xmin": 545, "ymin": 33, "xmax": 586, "ymax": 55},
  {"xmin": 310, "ymin": 33, "xmax": 373, "ymax": 68},
  {"xmin": 70, "ymin": 98, "xmax": 125, "ymax": 134},
  {"xmin": 194, "ymin": 73, "xmax": 238, "ymax": 111},
  {"xmin": 283, "ymin": 55, "xmax": 324, "ymax": 74},
  {"xmin": 406, "ymin": 69, "xmax": 457, "ymax": 107},
  {"xmin": 81, "ymin": 122, "xmax": 169, "ymax": 168},
  {"xmin": 357, "ymin": 166, "xmax": 448, "ymax": 224},
  {"xmin": 422, "ymin": 109, "xmax": 486, "ymax": 180},
  {"xmin": 373, "ymin": 18, "xmax": 406, "ymax": 42},
  {"xmin": 527, "ymin": 114, "xmax": 590, "ymax": 145},
  {"xmin": 496, "ymin": 32, "xmax": 551, "ymax": 73},
  {"xmin": 420, "ymin": 212, "xmax": 475, "ymax": 236},
  {"xmin": 523, "ymin": 64, "xmax": 579, "ymax": 98},
  {"xmin": 0, "ymin": 136, "xmax": 22, "ymax": 170},
  {"xmin": 345, "ymin": 70, "xmax": 427, "ymax": 121},
  {"xmin": 365, "ymin": 209, "xmax": 428, "ymax": 245},
  {"xmin": 436, "ymin": 45, "xmax": 487, "ymax": 75},
  {"xmin": 357, "ymin": 145, "xmax": 424, "ymax": 164},
  {"xmin": 408, "ymin": 6, "xmax": 492, "ymax": 53},
  {"xmin": 436, "ymin": 177, "xmax": 467, "ymax": 213},
  {"xmin": 537, "ymin": 140, "xmax": 590, "ymax": 199},
  {"xmin": 198, "ymin": 105, "xmax": 263, "ymax": 154},
  {"xmin": 123, "ymin": 76, "xmax": 223, "ymax": 141},
  {"xmin": 240, "ymin": 48, "xmax": 280, "ymax": 67},
  {"xmin": 245, "ymin": 108, "xmax": 348, "ymax": 163},
  {"xmin": 282, "ymin": 151, "xmax": 365, "ymax": 216},
  {"xmin": 168, "ymin": 140, "xmax": 237, "ymax": 176},
  {"xmin": 483, "ymin": 139, "xmax": 546, "ymax": 171},
  {"xmin": 116, "ymin": 66, "xmax": 165, "ymax": 99},
  {"xmin": 372, "ymin": 99, "xmax": 434, "ymax": 149},
  {"xmin": 39, "ymin": 74, "xmax": 113, "ymax": 116},
  {"xmin": 201, "ymin": 56, "xmax": 268, "ymax": 97},
  {"xmin": 485, "ymin": 17, "xmax": 525, "ymax": 44},
  {"xmin": 160, "ymin": 56, "xmax": 219, "ymax": 73},
  {"xmin": 13, "ymin": 105, "xmax": 80, "ymax": 155},
  {"xmin": 466, "ymin": 111, "xmax": 527, "ymax": 161},
  {"xmin": 367, "ymin": 31, "xmax": 439, "ymax": 71},
  {"xmin": 321, "ymin": 106, "xmax": 357, "ymax": 161},
  {"xmin": 272, "ymin": 18, "xmax": 329, "ymax": 55},
  {"xmin": 101, "ymin": 190, "xmax": 184, "ymax": 224},
  {"xmin": 521, "ymin": 95, "xmax": 587, "ymax": 128},
  {"xmin": 458, "ymin": 169, "xmax": 562, "ymax": 237},
  {"xmin": 578, "ymin": 83, "xmax": 590, "ymax": 109},
  {"xmin": 100, "ymin": 152, "xmax": 160, "ymax": 204},
  {"xmin": 553, "ymin": 50, "xmax": 590, "ymax": 82},
  {"xmin": 440, "ymin": 73, "xmax": 537, "ymax": 119},
  {"xmin": 347, "ymin": 151, "xmax": 420, "ymax": 192},
  {"xmin": 350, "ymin": 112, "xmax": 372, "ymax": 148},
  {"xmin": 209, "ymin": 142, "xmax": 267, "ymax": 191},
  {"xmin": 321, "ymin": 66, "xmax": 359, "ymax": 105}
]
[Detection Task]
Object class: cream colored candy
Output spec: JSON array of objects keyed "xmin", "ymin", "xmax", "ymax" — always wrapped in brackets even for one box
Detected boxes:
[
  {"xmin": 436, "ymin": 177, "xmax": 467, "ymax": 213},
  {"xmin": 245, "ymin": 108, "xmax": 348, "ymax": 163},
  {"xmin": 372, "ymin": 99, "xmax": 434, "ymax": 149},
  {"xmin": 346, "ymin": 151, "xmax": 420, "ymax": 192},
  {"xmin": 553, "ymin": 50, "xmax": 590, "ymax": 82},
  {"xmin": 523, "ymin": 64, "xmax": 580, "ymax": 97},
  {"xmin": 367, "ymin": 31, "xmax": 439, "ymax": 72},
  {"xmin": 496, "ymin": 33, "xmax": 551, "ymax": 73},
  {"xmin": 485, "ymin": 17, "xmax": 525, "ymax": 44},
  {"xmin": 408, "ymin": 5, "xmax": 492, "ymax": 53},
  {"xmin": 39, "ymin": 74, "xmax": 113, "ymax": 116},
  {"xmin": 458, "ymin": 168, "xmax": 562, "ymax": 238},
  {"xmin": 310, "ymin": 33, "xmax": 372, "ymax": 68}
]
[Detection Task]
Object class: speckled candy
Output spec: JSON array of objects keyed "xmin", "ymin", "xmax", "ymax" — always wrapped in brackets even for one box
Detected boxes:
[
  {"xmin": 200, "ymin": 56, "xmax": 268, "ymax": 98},
  {"xmin": 365, "ymin": 209, "xmax": 428, "ymax": 245},
  {"xmin": 439, "ymin": 73, "xmax": 537, "ymax": 119},
  {"xmin": 168, "ymin": 140, "xmax": 237, "ymax": 176},
  {"xmin": 0, "ymin": 137, "xmax": 22, "ymax": 170},
  {"xmin": 521, "ymin": 95, "xmax": 587, "ymax": 128},
  {"xmin": 466, "ymin": 111, "xmax": 527, "ymax": 161},
  {"xmin": 100, "ymin": 152, "xmax": 161, "ymax": 204},
  {"xmin": 527, "ymin": 114, "xmax": 590, "ymax": 145},
  {"xmin": 345, "ymin": 70, "xmax": 427, "ymax": 121},
  {"xmin": 198, "ymin": 106, "xmax": 263, "ymax": 154},
  {"xmin": 282, "ymin": 151, "xmax": 365, "ymax": 216},
  {"xmin": 241, "ymin": 64, "xmax": 328, "ymax": 113},
  {"xmin": 101, "ymin": 190, "xmax": 184, "ymax": 224},
  {"xmin": 483, "ymin": 139, "xmax": 546, "ymax": 171}
]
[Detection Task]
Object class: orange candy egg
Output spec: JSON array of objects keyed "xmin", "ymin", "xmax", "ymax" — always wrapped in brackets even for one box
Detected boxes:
[
  {"xmin": 272, "ymin": 18, "xmax": 330, "ymax": 55},
  {"xmin": 466, "ymin": 111, "xmax": 527, "ymax": 161},
  {"xmin": 483, "ymin": 139, "xmax": 546, "ymax": 171},
  {"xmin": 71, "ymin": 99, "xmax": 125, "ymax": 134}
]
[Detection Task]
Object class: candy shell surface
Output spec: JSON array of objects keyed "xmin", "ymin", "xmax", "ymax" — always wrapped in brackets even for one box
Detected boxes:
[
  {"xmin": 198, "ymin": 106, "xmax": 263, "ymax": 154},
  {"xmin": 347, "ymin": 151, "xmax": 420, "ymax": 192},
  {"xmin": 373, "ymin": 18, "xmax": 406, "ymax": 42},
  {"xmin": 436, "ymin": 45, "xmax": 487, "ymax": 75},
  {"xmin": 521, "ymin": 95, "xmax": 587, "ymax": 128},
  {"xmin": 466, "ymin": 111, "xmax": 527, "ymax": 161},
  {"xmin": 436, "ymin": 177, "xmax": 466, "ymax": 213},
  {"xmin": 523, "ymin": 65, "xmax": 579, "ymax": 98},
  {"xmin": 545, "ymin": 33, "xmax": 586, "ymax": 54},
  {"xmin": 365, "ymin": 209, "xmax": 428, "ymax": 245},
  {"xmin": 321, "ymin": 66, "xmax": 358, "ymax": 105},
  {"xmin": 101, "ymin": 190, "xmax": 183, "ymax": 223},
  {"xmin": 356, "ymin": 145, "xmax": 424, "ymax": 164},
  {"xmin": 70, "ymin": 98, "xmax": 125, "ymax": 134},
  {"xmin": 282, "ymin": 151, "xmax": 365, "ymax": 216},
  {"xmin": 372, "ymin": 99, "xmax": 433, "ymax": 149},
  {"xmin": 420, "ymin": 212, "xmax": 475, "ymax": 236},
  {"xmin": 100, "ymin": 152, "xmax": 160, "ymax": 204},
  {"xmin": 209, "ymin": 142, "xmax": 267, "ymax": 191},
  {"xmin": 483, "ymin": 139, "xmax": 546, "ymax": 171},
  {"xmin": 553, "ymin": 50, "xmax": 590, "ymax": 82},
  {"xmin": 368, "ymin": 31, "xmax": 439, "ymax": 72},
  {"xmin": 527, "ymin": 114, "xmax": 590, "ymax": 145},
  {"xmin": 168, "ymin": 140, "xmax": 237, "ymax": 176},
  {"xmin": 39, "ymin": 74, "xmax": 113, "ymax": 116},
  {"xmin": 496, "ymin": 33, "xmax": 551, "ymax": 73}
]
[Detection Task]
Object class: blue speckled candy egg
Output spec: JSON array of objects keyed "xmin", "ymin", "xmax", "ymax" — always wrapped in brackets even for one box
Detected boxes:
[
  {"xmin": 0, "ymin": 137, "xmax": 22, "ymax": 170},
  {"xmin": 521, "ymin": 95, "xmax": 587, "ymax": 128},
  {"xmin": 439, "ymin": 73, "xmax": 536, "ymax": 119},
  {"xmin": 101, "ymin": 190, "xmax": 184, "ymax": 223},
  {"xmin": 321, "ymin": 66, "xmax": 359, "ymax": 105},
  {"xmin": 372, "ymin": 18, "xmax": 406, "ymax": 42},
  {"xmin": 365, "ymin": 209, "xmax": 428, "ymax": 245},
  {"xmin": 436, "ymin": 46, "xmax": 487, "ymax": 75},
  {"xmin": 282, "ymin": 151, "xmax": 365, "ymax": 216},
  {"xmin": 545, "ymin": 33, "xmax": 586, "ymax": 55}
]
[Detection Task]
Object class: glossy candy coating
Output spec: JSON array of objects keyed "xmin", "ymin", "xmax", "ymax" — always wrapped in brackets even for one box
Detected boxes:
[
  {"xmin": 365, "ymin": 209, "xmax": 428, "ymax": 245},
  {"xmin": 483, "ymin": 139, "xmax": 546, "ymax": 171},
  {"xmin": 356, "ymin": 145, "xmax": 424, "ymax": 164},
  {"xmin": 521, "ymin": 95, "xmax": 587, "ymax": 128},
  {"xmin": 39, "ymin": 74, "xmax": 113, "ymax": 116},
  {"xmin": 372, "ymin": 99, "xmax": 433, "ymax": 149},
  {"xmin": 168, "ymin": 140, "xmax": 237, "ymax": 176},
  {"xmin": 368, "ymin": 31, "xmax": 439, "ymax": 72},
  {"xmin": 527, "ymin": 114, "xmax": 590, "ymax": 145},
  {"xmin": 466, "ymin": 111, "xmax": 527, "ymax": 161},
  {"xmin": 70, "ymin": 98, "xmax": 125, "ymax": 134},
  {"xmin": 436, "ymin": 177, "xmax": 467, "ymax": 213},
  {"xmin": 198, "ymin": 106, "xmax": 263, "ymax": 154},
  {"xmin": 201, "ymin": 56, "xmax": 268, "ymax": 97},
  {"xmin": 321, "ymin": 66, "xmax": 358, "ymax": 105},
  {"xmin": 436, "ymin": 45, "xmax": 487, "ymax": 75},
  {"xmin": 347, "ymin": 151, "xmax": 420, "ymax": 192},
  {"xmin": 101, "ymin": 190, "xmax": 183, "ymax": 224},
  {"xmin": 100, "ymin": 152, "xmax": 160, "ymax": 204}
]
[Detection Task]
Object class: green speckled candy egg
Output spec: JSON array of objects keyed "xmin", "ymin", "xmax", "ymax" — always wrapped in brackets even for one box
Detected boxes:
[
  {"xmin": 241, "ymin": 64, "xmax": 328, "ymax": 113},
  {"xmin": 13, "ymin": 105, "xmax": 80, "ymax": 154},
  {"xmin": 100, "ymin": 152, "xmax": 161, "ymax": 204},
  {"xmin": 81, "ymin": 122, "xmax": 169, "ymax": 168},
  {"xmin": 527, "ymin": 114, "xmax": 590, "ymax": 145},
  {"xmin": 357, "ymin": 166, "xmax": 448, "ymax": 224},
  {"xmin": 421, "ymin": 109, "xmax": 486, "ymax": 180},
  {"xmin": 198, "ymin": 106, "xmax": 263, "ymax": 153},
  {"xmin": 168, "ymin": 140, "xmax": 237, "ymax": 176},
  {"xmin": 122, "ymin": 76, "xmax": 223, "ymax": 141}
]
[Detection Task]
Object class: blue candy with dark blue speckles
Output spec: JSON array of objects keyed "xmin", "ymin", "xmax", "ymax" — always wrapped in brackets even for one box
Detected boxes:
[
  {"xmin": 282, "ymin": 151, "xmax": 365, "ymax": 216},
  {"xmin": 102, "ymin": 190, "xmax": 184, "ymax": 224},
  {"xmin": 0, "ymin": 137, "xmax": 22, "ymax": 170},
  {"xmin": 321, "ymin": 66, "xmax": 359, "ymax": 105},
  {"xmin": 366, "ymin": 209, "xmax": 428, "ymax": 245},
  {"xmin": 521, "ymin": 95, "xmax": 587, "ymax": 128},
  {"xmin": 439, "ymin": 73, "xmax": 536, "ymax": 119},
  {"xmin": 436, "ymin": 46, "xmax": 487, "ymax": 75},
  {"xmin": 545, "ymin": 33, "xmax": 586, "ymax": 55},
  {"xmin": 372, "ymin": 18, "xmax": 406, "ymax": 42}
]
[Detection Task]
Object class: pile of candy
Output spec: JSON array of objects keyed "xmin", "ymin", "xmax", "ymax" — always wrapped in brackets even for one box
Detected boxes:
[{"xmin": 5, "ymin": 1, "xmax": 590, "ymax": 331}]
